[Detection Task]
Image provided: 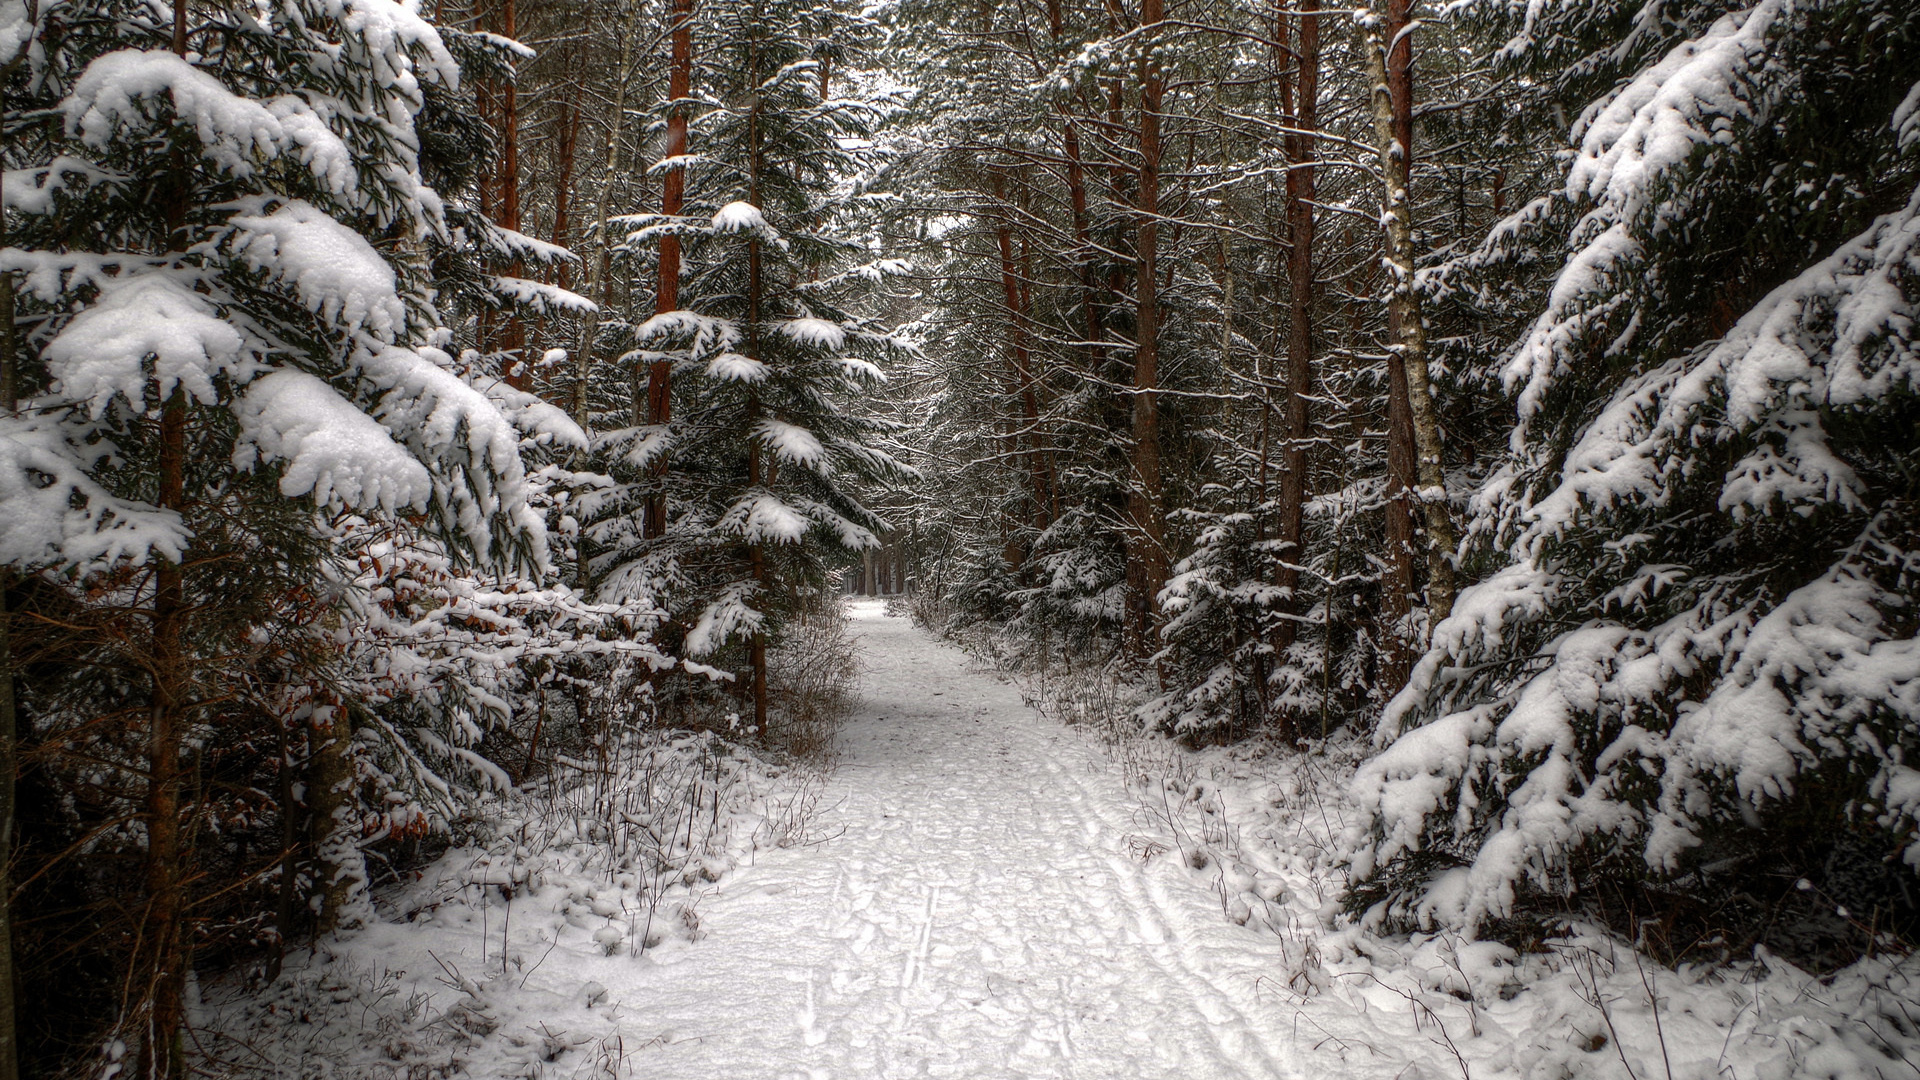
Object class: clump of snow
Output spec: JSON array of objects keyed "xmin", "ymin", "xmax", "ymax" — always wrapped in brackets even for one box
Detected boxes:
[
  {"xmin": 0, "ymin": 412, "xmax": 190, "ymax": 570},
  {"xmin": 489, "ymin": 275, "xmax": 596, "ymax": 315},
  {"xmin": 43, "ymin": 272, "xmax": 254, "ymax": 415},
  {"xmin": 635, "ymin": 309, "xmax": 742, "ymax": 355},
  {"xmin": 755, "ymin": 417, "xmax": 827, "ymax": 470},
  {"xmin": 232, "ymin": 370, "xmax": 432, "ymax": 513},
  {"xmin": 707, "ymin": 352, "xmax": 770, "ymax": 383},
  {"xmin": 2, "ymin": 157, "xmax": 117, "ymax": 216},
  {"xmin": 222, "ymin": 198, "xmax": 407, "ymax": 340},
  {"xmin": 356, "ymin": 345, "xmax": 549, "ymax": 569},
  {"xmin": 66, "ymin": 49, "xmax": 284, "ymax": 177},
  {"xmin": 712, "ymin": 200, "xmax": 767, "ymax": 233},
  {"xmin": 0, "ymin": 0, "xmax": 32, "ymax": 68},
  {"xmin": 730, "ymin": 493, "xmax": 812, "ymax": 544},
  {"xmin": 778, "ymin": 317, "xmax": 847, "ymax": 351},
  {"xmin": 476, "ymin": 377, "xmax": 588, "ymax": 450},
  {"xmin": 62, "ymin": 50, "xmax": 360, "ymax": 200}
]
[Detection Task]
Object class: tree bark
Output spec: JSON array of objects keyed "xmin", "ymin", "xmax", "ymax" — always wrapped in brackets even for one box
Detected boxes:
[
  {"xmin": 141, "ymin": 386, "xmax": 189, "ymax": 1080},
  {"xmin": 1365, "ymin": 0, "xmax": 1456, "ymax": 640},
  {"xmin": 1269, "ymin": 0, "xmax": 1321, "ymax": 734},
  {"xmin": 479, "ymin": 0, "xmax": 527, "ymax": 388},
  {"xmin": 571, "ymin": 3, "xmax": 645, "ymax": 430},
  {"xmin": 550, "ymin": 98, "xmax": 580, "ymax": 291},
  {"xmin": 746, "ymin": 92, "xmax": 769, "ymax": 736},
  {"xmin": 0, "ymin": 259, "xmax": 18, "ymax": 1080},
  {"xmin": 991, "ymin": 175, "xmax": 1052, "ymax": 537},
  {"xmin": 1126, "ymin": 0, "xmax": 1170, "ymax": 664},
  {"xmin": 1043, "ymin": 0, "xmax": 1101, "ymax": 368},
  {"xmin": 137, "ymin": 12, "xmax": 193, "ymax": 1074},
  {"xmin": 569, "ymin": 4, "xmax": 646, "ymax": 592},
  {"xmin": 1382, "ymin": 340, "xmax": 1417, "ymax": 689},
  {"xmin": 309, "ymin": 703, "xmax": 367, "ymax": 935},
  {"xmin": 644, "ymin": 0, "xmax": 693, "ymax": 540}
]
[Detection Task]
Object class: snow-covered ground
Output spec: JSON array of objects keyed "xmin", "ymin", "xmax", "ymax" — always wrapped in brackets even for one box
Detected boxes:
[{"xmin": 212, "ymin": 600, "xmax": 1920, "ymax": 1080}]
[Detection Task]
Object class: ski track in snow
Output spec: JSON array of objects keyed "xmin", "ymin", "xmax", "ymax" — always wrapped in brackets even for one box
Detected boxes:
[{"xmin": 614, "ymin": 600, "xmax": 1298, "ymax": 1079}]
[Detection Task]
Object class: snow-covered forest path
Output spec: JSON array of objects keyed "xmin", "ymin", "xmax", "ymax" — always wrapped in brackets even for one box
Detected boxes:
[{"xmin": 621, "ymin": 599, "xmax": 1296, "ymax": 1079}]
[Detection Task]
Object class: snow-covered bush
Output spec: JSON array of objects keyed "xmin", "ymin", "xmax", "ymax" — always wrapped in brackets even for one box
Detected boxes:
[{"xmin": 1351, "ymin": 0, "xmax": 1920, "ymax": 956}]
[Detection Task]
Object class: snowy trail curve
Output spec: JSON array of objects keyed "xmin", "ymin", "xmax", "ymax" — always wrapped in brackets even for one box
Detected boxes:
[{"xmin": 617, "ymin": 601, "xmax": 1297, "ymax": 1079}]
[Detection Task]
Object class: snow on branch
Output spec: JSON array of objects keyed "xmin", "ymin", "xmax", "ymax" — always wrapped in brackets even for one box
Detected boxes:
[
  {"xmin": 1504, "ymin": 2, "xmax": 1784, "ymax": 429},
  {"xmin": 778, "ymin": 317, "xmax": 847, "ymax": 351},
  {"xmin": 0, "ymin": 413, "xmax": 191, "ymax": 570},
  {"xmin": 64, "ymin": 50, "xmax": 360, "ymax": 199},
  {"xmin": 489, "ymin": 275, "xmax": 596, "ymax": 316},
  {"xmin": 220, "ymin": 197, "xmax": 408, "ymax": 341},
  {"xmin": 233, "ymin": 369, "xmax": 432, "ymax": 513},
  {"xmin": 43, "ymin": 272, "xmax": 256, "ymax": 416},
  {"xmin": 755, "ymin": 418, "xmax": 827, "ymax": 470}
]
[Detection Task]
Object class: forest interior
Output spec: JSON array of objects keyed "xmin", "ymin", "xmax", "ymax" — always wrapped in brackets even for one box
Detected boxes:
[{"xmin": 1, "ymin": 0, "xmax": 1919, "ymax": 1076}]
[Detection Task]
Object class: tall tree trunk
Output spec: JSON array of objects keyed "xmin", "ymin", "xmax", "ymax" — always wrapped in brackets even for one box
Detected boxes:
[
  {"xmin": 569, "ymin": 4, "xmax": 646, "ymax": 591},
  {"xmin": 644, "ymin": 0, "xmax": 694, "ymax": 540},
  {"xmin": 1043, "ymin": 0, "xmax": 1100, "ymax": 367},
  {"xmin": 1268, "ymin": 0, "xmax": 1321, "ymax": 734},
  {"xmin": 991, "ymin": 175, "xmax": 1052, "ymax": 537},
  {"xmin": 1365, "ymin": 0, "xmax": 1456, "ymax": 633},
  {"xmin": 1126, "ymin": 0, "xmax": 1170, "ymax": 664},
  {"xmin": 571, "ymin": 4, "xmax": 644, "ymax": 430},
  {"xmin": 1382, "ymin": 343, "xmax": 1417, "ymax": 689},
  {"xmin": 138, "ymin": 13, "xmax": 193, "ymax": 1075},
  {"xmin": 142, "ymin": 387, "xmax": 189, "ymax": 1080},
  {"xmin": 745, "ymin": 94, "xmax": 769, "ymax": 736},
  {"xmin": 309, "ymin": 703, "xmax": 367, "ymax": 934},
  {"xmin": 479, "ymin": 0, "xmax": 527, "ymax": 387},
  {"xmin": 550, "ymin": 97, "xmax": 580, "ymax": 291},
  {"xmin": 0, "ymin": 260, "xmax": 19, "ymax": 1080},
  {"xmin": 269, "ymin": 709, "xmax": 298, "ymax": 981}
]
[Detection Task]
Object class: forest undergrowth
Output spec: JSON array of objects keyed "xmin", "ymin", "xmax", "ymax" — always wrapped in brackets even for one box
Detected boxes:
[
  {"xmin": 912, "ymin": 597, "xmax": 1920, "ymax": 1080},
  {"xmin": 187, "ymin": 614, "xmax": 861, "ymax": 1080}
]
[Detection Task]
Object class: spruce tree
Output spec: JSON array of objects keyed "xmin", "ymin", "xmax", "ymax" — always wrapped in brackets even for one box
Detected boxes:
[
  {"xmin": 0, "ymin": 0, "xmax": 563, "ymax": 1067},
  {"xmin": 596, "ymin": 0, "xmax": 909, "ymax": 731},
  {"xmin": 1352, "ymin": 0, "xmax": 1920, "ymax": 953}
]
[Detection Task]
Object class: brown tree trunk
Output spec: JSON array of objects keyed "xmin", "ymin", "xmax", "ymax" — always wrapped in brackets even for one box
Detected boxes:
[
  {"xmin": 550, "ymin": 98, "xmax": 580, "ymax": 290},
  {"xmin": 308, "ymin": 703, "xmax": 366, "ymax": 935},
  {"xmin": 1044, "ymin": 0, "xmax": 1101, "ymax": 367},
  {"xmin": 572, "ymin": 4, "xmax": 645, "ymax": 430},
  {"xmin": 569, "ymin": 4, "xmax": 646, "ymax": 592},
  {"xmin": 479, "ymin": 0, "xmax": 527, "ymax": 388},
  {"xmin": 644, "ymin": 0, "xmax": 693, "ymax": 540},
  {"xmin": 138, "ymin": 13, "xmax": 193, "ymax": 1075},
  {"xmin": 0, "ymin": 261, "xmax": 18, "ymax": 1080},
  {"xmin": 1366, "ymin": 0, "xmax": 1456, "ymax": 637},
  {"xmin": 1269, "ymin": 0, "xmax": 1321, "ymax": 734},
  {"xmin": 991, "ymin": 176, "xmax": 1052, "ymax": 537},
  {"xmin": 746, "ymin": 91, "xmax": 770, "ymax": 736},
  {"xmin": 1125, "ymin": 0, "xmax": 1170, "ymax": 664},
  {"xmin": 269, "ymin": 709, "xmax": 299, "ymax": 981},
  {"xmin": 1382, "ymin": 342, "xmax": 1417, "ymax": 690},
  {"xmin": 140, "ymin": 387, "xmax": 189, "ymax": 1080}
]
